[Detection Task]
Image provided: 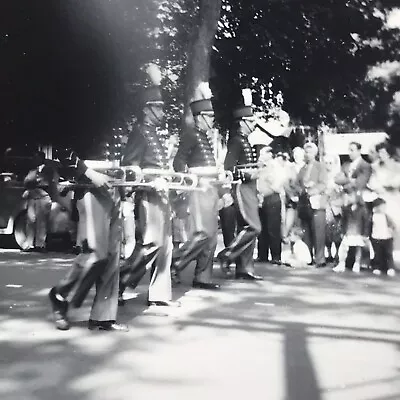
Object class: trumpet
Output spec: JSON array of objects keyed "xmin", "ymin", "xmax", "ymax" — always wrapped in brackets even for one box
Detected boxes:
[
  {"xmin": 87, "ymin": 166, "xmax": 203, "ymax": 192},
  {"xmin": 137, "ymin": 168, "xmax": 200, "ymax": 191}
]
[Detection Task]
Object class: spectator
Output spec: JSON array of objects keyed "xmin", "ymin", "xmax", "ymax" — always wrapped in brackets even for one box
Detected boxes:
[
  {"xmin": 333, "ymin": 192, "xmax": 369, "ymax": 273},
  {"xmin": 23, "ymin": 151, "xmax": 53, "ymax": 252},
  {"xmin": 257, "ymin": 146, "xmax": 285, "ymax": 264},
  {"xmin": 293, "ymin": 142, "xmax": 327, "ymax": 268},
  {"xmin": 370, "ymin": 198, "xmax": 396, "ymax": 277},
  {"xmin": 368, "ymin": 141, "xmax": 400, "ymax": 247},
  {"xmin": 282, "ymin": 147, "xmax": 304, "ymax": 240},
  {"xmin": 335, "ymin": 141, "xmax": 372, "ymax": 195},
  {"xmin": 324, "ymin": 154, "xmax": 343, "ymax": 262}
]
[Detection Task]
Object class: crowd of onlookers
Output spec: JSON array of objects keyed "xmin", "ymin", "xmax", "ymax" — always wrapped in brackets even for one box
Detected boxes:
[{"xmin": 247, "ymin": 140, "xmax": 400, "ymax": 275}]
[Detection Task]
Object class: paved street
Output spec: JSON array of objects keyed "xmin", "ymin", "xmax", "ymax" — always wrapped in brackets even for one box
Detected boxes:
[{"xmin": 1, "ymin": 249, "xmax": 400, "ymax": 400}]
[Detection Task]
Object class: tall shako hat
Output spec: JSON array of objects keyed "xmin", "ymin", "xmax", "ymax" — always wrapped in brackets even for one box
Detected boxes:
[
  {"xmin": 141, "ymin": 63, "xmax": 164, "ymax": 106},
  {"xmin": 233, "ymin": 88, "xmax": 254, "ymax": 120},
  {"xmin": 190, "ymin": 82, "xmax": 214, "ymax": 116}
]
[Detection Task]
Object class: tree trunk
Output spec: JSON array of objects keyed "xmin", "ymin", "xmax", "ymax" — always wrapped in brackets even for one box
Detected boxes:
[{"xmin": 182, "ymin": 0, "xmax": 222, "ymax": 133}]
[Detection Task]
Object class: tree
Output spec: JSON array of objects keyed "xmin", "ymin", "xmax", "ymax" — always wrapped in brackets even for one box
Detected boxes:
[{"xmin": 212, "ymin": 0, "xmax": 395, "ymax": 131}]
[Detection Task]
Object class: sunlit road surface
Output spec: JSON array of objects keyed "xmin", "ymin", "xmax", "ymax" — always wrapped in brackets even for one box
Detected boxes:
[{"xmin": 1, "ymin": 249, "xmax": 400, "ymax": 400}]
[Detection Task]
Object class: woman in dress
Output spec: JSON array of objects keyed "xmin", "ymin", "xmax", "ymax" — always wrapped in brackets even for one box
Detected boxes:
[{"xmin": 368, "ymin": 141, "xmax": 400, "ymax": 248}]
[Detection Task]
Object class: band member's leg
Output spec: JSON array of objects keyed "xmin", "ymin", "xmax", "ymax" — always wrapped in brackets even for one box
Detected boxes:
[
  {"xmin": 173, "ymin": 187, "xmax": 218, "ymax": 273},
  {"xmin": 50, "ymin": 189, "xmax": 123, "ymax": 330},
  {"xmin": 122, "ymin": 191, "xmax": 172, "ymax": 302},
  {"xmin": 220, "ymin": 183, "xmax": 261, "ymax": 276},
  {"xmin": 90, "ymin": 190, "xmax": 122, "ymax": 321},
  {"xmin": 219, "ymin": 204, "xmax": 237, "ymax": 247},
  {"xmin": 194, "ymin": 233, "xmax": 218, "ymax": 283},
  {"xmin": 121, "ymin": 198, "xmax": 136, "ymax": 260},
  {"xmin": 119, "ymin": 192, "xmax": 163, "ymax": 292},
  {"xmin": 148, "ymin": 233, "xmax": 173, "ymax": 303},
  {"xmin": 266, "ymin": 193, "xmax": 282, "ymax": 262},
  {"xmin": 56, "ymin": 190, "xmax": 114, "ymax": 307},
  {"xmin": 258, "ymin": 202, "xmax": 269, "ymax": 262}
]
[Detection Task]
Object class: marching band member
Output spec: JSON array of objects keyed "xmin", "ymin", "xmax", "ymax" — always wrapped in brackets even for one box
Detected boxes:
[
  {"xmin": 48, "ymin": 149, "xmax": 128, "ymax": 331},
  {"xmin": 217, "ymin": 89, "xmax": 263, "ymax": 281},
  {"xmin": 118, "ymin": 64, "xmax": 177, "ymax": 307},
  {"xmin": 171, "ymin": 82, "xmax": 223, "ymax": 290}
]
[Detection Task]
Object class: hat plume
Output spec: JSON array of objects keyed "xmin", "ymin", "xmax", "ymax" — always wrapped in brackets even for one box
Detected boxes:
[
  {"xmin": 145, "ymin": 63, "xmax": 162, "ymax": 86},
  {"xmin": 242, "ymin": 88, "xmax": 252, "ymax": 106}
]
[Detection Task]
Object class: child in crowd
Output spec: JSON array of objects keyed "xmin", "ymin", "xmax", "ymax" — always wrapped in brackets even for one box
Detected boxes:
[
  {"xmin": 370, "ymin": 198, "xmax": 396, "ymax": 277},
  {"xmin": 333, "ymin": 191, "xmax": 369, "ymax": 273}
]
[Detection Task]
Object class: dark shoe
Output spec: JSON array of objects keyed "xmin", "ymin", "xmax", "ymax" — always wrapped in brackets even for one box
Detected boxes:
[
  {"xmin": 271, "ymin": 259, "xmax": 282, "ymax": 266},
  {"xmin": 217, "ymin": 252, "xmax": 231, "ymax": 275},
  {"xmin": 23, "ymin": 247, "xmax": 36, "ymax": 253},
  {"xmin": 88, "ymin": 320, "xmax": 129, "ymax": 332},
  {"xmin": 53, "ymin": 311, "xmax": 70, "ymax": 330},
  {"xmin": 48, "ymin": 287, "xmax": 69, "ymax": 330},
  {"xmin": 255, "ymin": 258, "xmax": 268, "ymax": 263},
  {"xmin": 35, "ymin": 246, "xmax": 48, "ymax": 253},
  {"xmin": 147, "ymin": 300, "xmax": 181, "ymax": 307},
  {"xmin": 72, "ymin": 246, "xmax": 82, "ymax": 255},
  {"xmin": 316, "ymin": 262, "xmax": 327, "ymax": 268},
  {"xmin": 235, "ymin": 272, "xmax": 264, "ymax": 281},
  {"xmin": 192, "ymin": 281, "xmax": 220, "ymax": 290}
]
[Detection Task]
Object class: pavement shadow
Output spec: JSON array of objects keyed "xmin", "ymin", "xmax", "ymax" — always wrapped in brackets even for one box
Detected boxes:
[{"xmin": 1, "ymin": 254, "xmax": 400, "ymax": 400}]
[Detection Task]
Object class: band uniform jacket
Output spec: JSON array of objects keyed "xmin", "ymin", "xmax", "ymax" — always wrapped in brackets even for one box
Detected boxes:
[
  {"xmin": 224, "ymin": 130, "xmax": 258, "ymax": 181},
  {"xmin": 122, "ymin": 123, "xmax": 170, "ymax": 170},
  {"xmin": 173, "ymin": 127, "xmax": 228, "ymax": 198}
]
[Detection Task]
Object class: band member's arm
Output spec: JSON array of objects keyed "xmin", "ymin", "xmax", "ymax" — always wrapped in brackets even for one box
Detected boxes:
[
  {"xmin": 173, "ymin": 132, "xmax": 193, "ymax": 172},
  {"xmin": 56, "ymin": 148, "xmax": 110, "ymax": 188}
]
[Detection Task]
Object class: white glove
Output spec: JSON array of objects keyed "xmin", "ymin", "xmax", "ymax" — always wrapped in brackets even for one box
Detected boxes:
[{"xmin": 85, "ymin": 169, "xmax": 111, "ymax": 189}]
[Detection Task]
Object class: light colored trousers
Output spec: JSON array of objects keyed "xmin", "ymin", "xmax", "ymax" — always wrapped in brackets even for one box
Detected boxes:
[{"xmin": 56, "ymin": 188, "xmax": 122, "ymax": 322}]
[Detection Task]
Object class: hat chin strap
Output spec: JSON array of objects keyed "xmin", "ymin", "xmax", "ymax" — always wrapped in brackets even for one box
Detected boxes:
[
  {"xmin": 242, "ymin": 120, "xmax": 253, "ymax": 135},
  {"xmin": 197, "ymin": 115, "xmax": 213, "ymax": 132},
  {"xmin": 147, "ymin": 106, "xmax": 163, "ymax": 126}
]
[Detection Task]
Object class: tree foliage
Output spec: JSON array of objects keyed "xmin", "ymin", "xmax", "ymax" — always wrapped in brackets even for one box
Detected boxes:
[{"xmin": 213, "ymin": 0, "xmax": 395, "ymax": 131}]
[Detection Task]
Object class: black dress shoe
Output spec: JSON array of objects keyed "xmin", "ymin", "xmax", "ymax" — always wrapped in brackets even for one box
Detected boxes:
[
  {"xmin": 217, "ymin": 252, "xmax": 232, "ymax": 275},
  {"xmin": 192, "ymin": 281, "xmax": 220, "ymax": 290},
  {"xmin": 316, "ymin": 262, "xmax": 327, "ymax": 268},
  {"xmin": 88, "ymin": 320, "xmax": 129, "ymax": 332},
  {"xmin": 235, "ymin": 272, "xmax": 264, "ymax": 281},
  {"xmin": 271, "ymin": 259, "xmax": 282, "ymax": 266},
  {"xmin": 147, "ymin": 300, "xmax": 181, "ymax": 307},
  {"xmin": 48, "ymin": 287, "xmax": 70, "ymax": 330}
]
